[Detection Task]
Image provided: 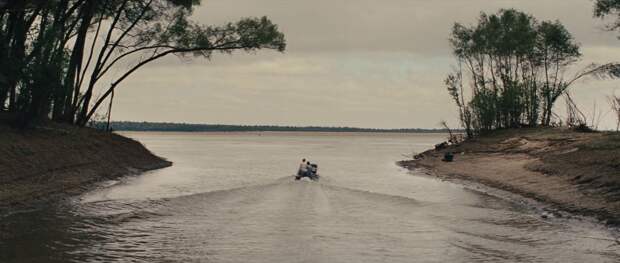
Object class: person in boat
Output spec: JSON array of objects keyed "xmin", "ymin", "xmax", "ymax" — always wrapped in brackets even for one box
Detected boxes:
[
  {"xmin": 298, "ymin": 158, "xmax": 308, "ymax": 176},
  {"xmin": 308, "ymin": 162, "xmax": 317, "ymax": 176},
  {"xmin": 296, "ymin": 160, "xmax": 319, "ymax": 180},
  {"xmin": 305, "ymin": 161, "xmax": 312, "ymax": 177}
]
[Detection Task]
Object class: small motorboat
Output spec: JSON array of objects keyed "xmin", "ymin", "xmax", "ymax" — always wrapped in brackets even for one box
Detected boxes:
[{"xmin": 295, "ymin": 163, "xmax": 320, "ymax": 181}]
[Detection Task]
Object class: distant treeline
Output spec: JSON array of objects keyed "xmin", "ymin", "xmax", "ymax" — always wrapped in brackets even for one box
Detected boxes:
[{"xmin": 108, "ymin": 121, "xmax": 451, "ymax": 133}]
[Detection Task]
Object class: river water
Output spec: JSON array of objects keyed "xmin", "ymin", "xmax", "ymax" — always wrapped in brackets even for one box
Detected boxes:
[{"xmin": 1, "ymin": 132, "xmax": 619, "ymax": 262}]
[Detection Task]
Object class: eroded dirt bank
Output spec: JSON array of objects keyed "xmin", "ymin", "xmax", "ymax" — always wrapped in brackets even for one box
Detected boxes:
[
  {"xmin": 399, "ymin": 128, "xmax": 620, "ymax": 226},
  {"xmin": 0, "ymin": 123, "xmax": 171, "ymax": 213}
]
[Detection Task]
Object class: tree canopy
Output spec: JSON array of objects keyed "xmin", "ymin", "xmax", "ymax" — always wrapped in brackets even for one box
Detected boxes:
[
  {"xmin": 595, "ymin": 0, "xmax": 620, "ymax": 32},
  {"xmin": 0, "ymin": 0, "xmax": 286, "ymax": 126},
  {"xmin": 447, "ymin": 9, "xmax": 619, "ymax": 137}
]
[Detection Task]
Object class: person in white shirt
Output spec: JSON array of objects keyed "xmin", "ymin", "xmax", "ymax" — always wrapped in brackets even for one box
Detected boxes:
[{"xmin": 298, "ymin": 158, "xmax": 307, "ymax": 176}]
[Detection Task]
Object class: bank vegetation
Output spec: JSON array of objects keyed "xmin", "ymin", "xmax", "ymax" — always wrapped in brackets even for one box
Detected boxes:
[{"xmin": 0, "ymin": 0, "xmax": 285, "ymax": 127}]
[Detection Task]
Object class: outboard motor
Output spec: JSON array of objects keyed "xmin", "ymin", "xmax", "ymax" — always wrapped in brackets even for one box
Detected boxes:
[
  {"xmin": 309, "ymin": 164, "xmax": 319, "ymax": 180},
  {"xmin": 295, "ymin": 163, "xmax": 320, "ymax": 181}
]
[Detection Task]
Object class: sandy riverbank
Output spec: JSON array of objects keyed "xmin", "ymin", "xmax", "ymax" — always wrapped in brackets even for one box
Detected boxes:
[
  {"xmin": 399, "ymin": 128, "xmax": 620, "ymax": 226},
  {"xmin": 0, "ymin": 122, "xmax": 171, "ymax": 214}
]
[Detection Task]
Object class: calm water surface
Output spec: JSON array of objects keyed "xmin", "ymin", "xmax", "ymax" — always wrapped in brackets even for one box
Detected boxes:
[{"xmin": 2, "ymin": 132, "xmax": 619, "ymax": 262}]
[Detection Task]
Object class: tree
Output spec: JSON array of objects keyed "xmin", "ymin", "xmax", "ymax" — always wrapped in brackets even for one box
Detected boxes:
[
  {"xmin": 0, "ymin": 0, "xmax": 286, "ymax": 126},
  {"xmin": 609, "ymin": 94, "xmax": 620, "ymax": 131},
  {"xmin": 447, "ymin": 9, "xmax": 619, "ymax": 136},
  {"xmin": 449, "ymin": 10, "xmax": 542, "ymax": 131},
  {"xmin": 536, "ymin": 20, "xmax": 581, "ymax": 126},
  {"xmin": 445, "ymin": 64, "xmax": 473, "ymax": 137},
  {"xmin": 594, "ymin": 0, "xmax": 620, "ymax": 32}
]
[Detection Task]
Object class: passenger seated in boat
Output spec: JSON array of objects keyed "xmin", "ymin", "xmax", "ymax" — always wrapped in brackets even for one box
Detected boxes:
[
  {"xmin": 298, "ymin": 158, "xmax": 307, "ymax": 176},
  {"xmin": 308, "ymin": 163, "xmax": 317, "ymax": 176},
  {"xmin": 296, "ymin": 160, "xmax": 319, "ymax": 181}
]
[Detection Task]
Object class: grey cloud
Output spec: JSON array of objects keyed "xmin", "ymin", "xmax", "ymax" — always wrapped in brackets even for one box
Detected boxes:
[{"xmin": 110, "ymin": 0, "xmax": 620, "ymax": 129}]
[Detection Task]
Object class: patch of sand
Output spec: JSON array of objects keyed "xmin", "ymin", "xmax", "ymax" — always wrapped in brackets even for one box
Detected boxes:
[
  {"xmin": 400, "ymin": 128, "xmax": 620, "ymax": 225},
  {"xmin": 0, "ymin": 123, "xmax": 171, "ymax": 213}
]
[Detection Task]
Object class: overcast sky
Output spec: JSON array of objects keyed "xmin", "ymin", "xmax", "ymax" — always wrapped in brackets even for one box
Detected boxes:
[{"xmin": 111, "ymin": 0, "xmax": 620, "ymax": 129}]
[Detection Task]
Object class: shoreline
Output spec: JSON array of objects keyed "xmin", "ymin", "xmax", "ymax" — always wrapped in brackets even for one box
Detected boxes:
[
  {"xmin": 398, "ymin": 128, "xmax": 620, "ymax": 227},
  {"xmin": 0, "ymin": 123, "xmax": 172, "ymax": 216},
  {"xmin": 407, "ymin": 166, "xmax": 614, "ymax": 231}
]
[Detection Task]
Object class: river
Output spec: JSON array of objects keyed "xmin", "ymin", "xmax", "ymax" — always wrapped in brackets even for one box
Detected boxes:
[{"xmin": 2, "ymin": 132, "xmax": 619, "ymax": 262}]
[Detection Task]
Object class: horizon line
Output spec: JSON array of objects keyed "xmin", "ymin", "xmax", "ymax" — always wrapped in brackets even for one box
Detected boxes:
[{"xmin": 107, "ymin": 120, "xmax": 455, "ymax": 131}]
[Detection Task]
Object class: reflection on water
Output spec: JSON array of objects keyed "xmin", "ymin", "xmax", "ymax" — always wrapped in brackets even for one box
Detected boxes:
[{"xmin": 1, "ymin": 132, "xmax": 619, "ymax": 262}]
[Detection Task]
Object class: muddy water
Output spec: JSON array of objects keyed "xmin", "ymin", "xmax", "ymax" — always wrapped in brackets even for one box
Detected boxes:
[{"xmin": 1, "ymin": 132, "xmax": 619, "ymax": 262}]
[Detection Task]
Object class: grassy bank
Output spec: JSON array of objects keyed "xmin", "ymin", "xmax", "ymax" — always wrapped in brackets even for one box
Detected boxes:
[
  {"xmin": 399, "ymin": 128, "xmax": 620, "ymax": 225},
  {"xmin": 0, "ymin": 122, "xmax": 171, "ymax": 212}
]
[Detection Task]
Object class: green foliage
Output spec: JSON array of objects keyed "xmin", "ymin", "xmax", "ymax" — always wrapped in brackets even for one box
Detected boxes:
[
  {"xmin": 445, "ymin": 70, "xmax": 473, "ymax": 137},
  {"xmin": 594, "ymin": 0, "xmax": 620, "ymax": 31},
  {"xmin": 447, "ymin": 9, "xmax": 586, "ymax": 136},
  {"xmin": 0, "ymin": 0, "xmax": 286, "ymax": 126}
]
